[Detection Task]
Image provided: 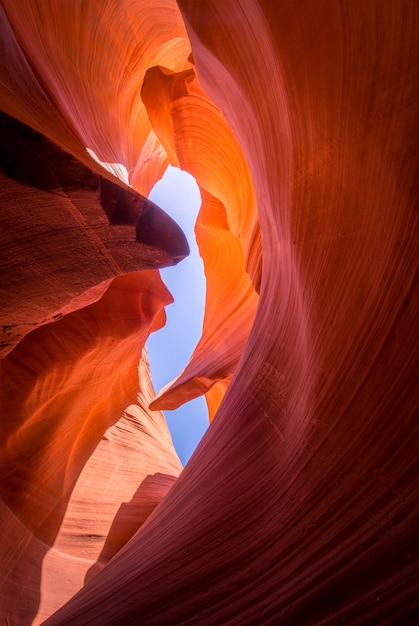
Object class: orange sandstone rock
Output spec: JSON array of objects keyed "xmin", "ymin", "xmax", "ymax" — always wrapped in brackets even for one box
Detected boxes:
[
  {"xmin": 151, "ymin": 189, "xmax": 258, "ymax": 418},
  {"xmin": 0, "ymin": 112, "xmax": 189, "ymax": 357},
  {"xmin": 0, "ymin": 1, "xmax": 418, "ymax": 625},
  {"xmin": 46, "ymin": 2, "xmax": 417, "ymax": 624},
  {"xmin": 0, "ymin": 2, "xmax": 192, "ymax": 620},
  {"xmin": 0, "ymin": 272, "xmax": 182, "ymax": 624},
  {"xmin": 142, "ymin": 64, "xmax": 259, "ymax": 413}
]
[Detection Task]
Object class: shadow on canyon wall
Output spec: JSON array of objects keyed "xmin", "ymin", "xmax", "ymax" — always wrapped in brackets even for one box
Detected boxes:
[{"xmin": 84, "ymin": 472, "xmax": 179, "ymax": 586}]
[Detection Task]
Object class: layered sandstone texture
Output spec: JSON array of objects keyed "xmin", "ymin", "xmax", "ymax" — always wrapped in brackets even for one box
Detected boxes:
[{"xmin": 0, "ymin": 1, "xmax": 418, "ymax": 625}]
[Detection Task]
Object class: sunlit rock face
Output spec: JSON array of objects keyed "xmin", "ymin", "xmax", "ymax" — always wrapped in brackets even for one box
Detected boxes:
[
  {"xmin": 0, "ymin": 112, "xmax": 189, "ymax": 358},
  {"xmin": 141, "ymin": 64, "xmax": 260, "ymax": 417},
  {"xmin": 0, "ymin": 1, "xmax": 418, "ymax": 625},
  {"xmin": 0, "ymin": 270, "xmax": 184, "ymax": 623}
]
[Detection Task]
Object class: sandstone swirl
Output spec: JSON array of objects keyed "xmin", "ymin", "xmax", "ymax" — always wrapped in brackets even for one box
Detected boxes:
[{"xmin": 0, "ymin": 1, "xmax": 418, "ymax": 625}]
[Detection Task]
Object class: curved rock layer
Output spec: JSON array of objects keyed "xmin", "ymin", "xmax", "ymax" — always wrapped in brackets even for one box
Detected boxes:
[
  {"xmin": 0, "ymin": 0, "xmax": 254, "ymax": 411},
  {"xmin": 0, "ymin": 1, "xmax": 418, "ymax": 625},
  {"xmin": 0, "ymin": 2, "xmax": 195, "ymax": 622},
  {"xmin": 151, "ymin": 188, "xmax": 258, "ymax": 419},
  {"xmin": 142, "ymin": 62, "xmax": 260, "ymax": 413},
  {"xmin": 0, "ymin": 112, "xmax": 189, "ymax": 357},
  {"xmin": 0, "ymin": 0, "xmax": 190, "ymax": 181},
  {"xmin": 0, "ymin": 272, "xmax": 183, "ymax": 623}
]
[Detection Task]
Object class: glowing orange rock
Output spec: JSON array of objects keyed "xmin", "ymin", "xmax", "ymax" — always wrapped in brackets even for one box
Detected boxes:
[
  {"xmin": 45, "ymin": 2, "xmax": 418, "ymax": 624},
  {"xmin": 142, "ymin": 65, "xmax": 259, "ymax": 414},
  {"xmin": 0, "ymin": 272, "xmax": 182, "ymax": 623},
  {"xmin": 0, "ymin": 0, "xmax": 190, "ymax": 181},
  {"xmin": 0, "ymin": 112, "xmax": 189, "ymax": 358},
  {"xmin": 1, "ymin": 2, "xmax": 192, "ymax": 622},
  {"xmin": 151, "ymin": 189, "xmax": 258, "ymax": 419},
  {"xmin": 0, "ymin": 0, "xmax": 418, "ymax": 625}
]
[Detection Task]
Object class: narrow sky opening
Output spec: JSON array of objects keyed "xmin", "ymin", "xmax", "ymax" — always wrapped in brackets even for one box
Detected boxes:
[
  {"xmin": 87, "ymin": 148, "xmax": 209, "ymax": 466},
  {"xmin": 147, "ymin": 166, "xmax": 209, "ymax": 466}
]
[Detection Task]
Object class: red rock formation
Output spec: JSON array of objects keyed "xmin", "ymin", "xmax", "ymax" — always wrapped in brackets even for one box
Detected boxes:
[
  {"xmin": 0, "ymin": 0, "xmax": 418, "ymax": 624},
  {"xmin": 0, "ymin": 271, "xmax": 183, "ymax": 623},
  {"xmin": 142, "ymin": 65, "xmax": 259, "ymax": 416},
  {"xmin": 0, "ymin": 112, "xmax": 188, "ymax": 357},
  {"xmin": 0, "ymin": 1, "xmax": 190, "ymax": 621}
]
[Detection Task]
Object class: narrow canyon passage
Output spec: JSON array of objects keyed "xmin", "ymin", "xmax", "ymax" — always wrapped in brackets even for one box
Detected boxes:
[
  {"xmin": 147, "ymin": 166, "xmax": 209, "ymax": 465},
  {"xmin": 0, "ymin": 1, "xmax": 417, "ymax": 625}
]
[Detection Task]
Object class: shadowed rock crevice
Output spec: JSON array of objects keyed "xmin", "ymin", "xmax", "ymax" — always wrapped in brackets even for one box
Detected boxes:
[
  {"xmin": 84, "ymin": 472, "xmax": 179, "ymax": 585},
  {"xmin": 0, "ymin": 111, "xmax": 189, "ymax": 357},
  {"xmin": 0, "ymin": 1, "xmax": 417, "ymax": 625}
]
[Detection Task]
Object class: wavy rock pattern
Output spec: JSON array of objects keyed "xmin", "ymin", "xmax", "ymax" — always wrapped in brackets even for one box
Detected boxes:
[
  {"xmin": 0, "ymin": 112, "xmax": 188, "ymax": 357},
  {"xmin": 151, "ymin": 188, "xmax": 257, "ymax": 420},
  {"xmin": 0, "ymin": 1, "xmax": 418, "ymax": 625},
  {"xmin": 0, "ymin": 272, "xmax": 182, "ymax": 623},
  {"xmin": 142, "ymin": 65, "xmax": 259, "ymax": 414}
]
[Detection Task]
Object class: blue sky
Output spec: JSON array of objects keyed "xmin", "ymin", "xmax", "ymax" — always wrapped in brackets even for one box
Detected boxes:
[{"xmin": 147, "ymin": 166, "xmax": 209, "ymax": 465}]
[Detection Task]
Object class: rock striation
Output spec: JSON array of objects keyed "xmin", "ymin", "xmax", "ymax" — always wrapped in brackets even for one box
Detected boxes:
[{"xmin": 0, "ymin": 1, "xmax": 418, "ymax": 624}]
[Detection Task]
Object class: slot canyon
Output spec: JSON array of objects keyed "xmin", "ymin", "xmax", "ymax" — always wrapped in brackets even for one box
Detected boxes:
[{"xmin": 0, "ymin": 1, "xmax": 417, "ymax": 624}]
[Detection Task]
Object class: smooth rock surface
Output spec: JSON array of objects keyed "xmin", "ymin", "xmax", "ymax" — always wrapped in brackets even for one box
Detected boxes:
[{"xmin": 0, "ymin": 1, "xmax": 418, "ymax": 625}]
